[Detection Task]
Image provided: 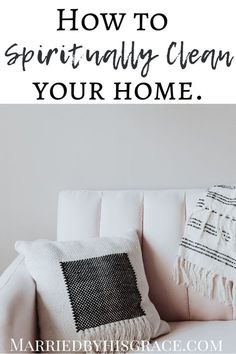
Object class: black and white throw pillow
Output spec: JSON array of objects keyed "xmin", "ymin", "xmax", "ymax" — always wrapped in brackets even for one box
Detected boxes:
[{"xmin": 15, "ymin": 231, "xmax": 169, "ymax": 352}]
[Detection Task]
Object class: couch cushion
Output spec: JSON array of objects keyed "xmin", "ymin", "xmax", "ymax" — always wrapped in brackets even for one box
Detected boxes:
[{"xmin": 133, "ymin": 321, "xmax": 236, "ymax": 353}]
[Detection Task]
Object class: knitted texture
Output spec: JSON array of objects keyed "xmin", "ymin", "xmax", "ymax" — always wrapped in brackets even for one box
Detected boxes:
[
  {"xmin": 60, "ymin": 253, "xmax": 145, "ymax": 332},
  {"xmin": 173, "ymin": 185, "xmax": 236, "ymax": 316}
]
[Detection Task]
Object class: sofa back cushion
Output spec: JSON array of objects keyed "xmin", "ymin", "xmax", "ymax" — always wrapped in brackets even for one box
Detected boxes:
[{"xmin": 57, "ymin": 190, "xmax": 233, "ymax": 321}]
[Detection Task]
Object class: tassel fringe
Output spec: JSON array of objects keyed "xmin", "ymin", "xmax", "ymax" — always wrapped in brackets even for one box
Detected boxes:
[
  {"xmin": 77, "ymin": 316, "xmax": 151, "ymax": 353},
  {"xmin": 172, "ymin": 256, "xmax": 234, "ymax": 306}
]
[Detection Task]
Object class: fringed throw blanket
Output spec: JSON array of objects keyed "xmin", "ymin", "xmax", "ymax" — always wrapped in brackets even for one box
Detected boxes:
[{"xmin": 173, "ymin": 185, "xmax": 236, "ymax": 311}]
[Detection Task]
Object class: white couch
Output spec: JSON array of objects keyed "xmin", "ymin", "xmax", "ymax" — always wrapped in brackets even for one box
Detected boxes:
[{"xmin": 0, "ymin": 190, "xmax": 235, "ymax": 353}]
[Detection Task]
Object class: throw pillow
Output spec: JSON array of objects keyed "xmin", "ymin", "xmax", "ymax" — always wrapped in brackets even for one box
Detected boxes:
[{"xmin": 15, "ymin": 231, "xmax": 169, "ymax": 352}]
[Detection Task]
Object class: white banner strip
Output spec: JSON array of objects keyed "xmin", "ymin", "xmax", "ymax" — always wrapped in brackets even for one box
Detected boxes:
[{"xmin": 0, "ymin": 0, "xmax": 235, "ymax": 103}]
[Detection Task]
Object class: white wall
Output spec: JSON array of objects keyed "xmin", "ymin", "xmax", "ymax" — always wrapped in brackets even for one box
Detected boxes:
[{"xmin": 0, "ymin": 104, "xmax": 236, "ymax": 272}]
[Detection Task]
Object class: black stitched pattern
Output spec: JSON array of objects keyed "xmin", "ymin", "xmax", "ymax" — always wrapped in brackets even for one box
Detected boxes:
[
  {"xmin": 60, "ymin": 253, "xmax": 145, "ymax": 332},
  {"xmin": 180, "ymin": 238, "xmax": 236, "ymax": 268}
]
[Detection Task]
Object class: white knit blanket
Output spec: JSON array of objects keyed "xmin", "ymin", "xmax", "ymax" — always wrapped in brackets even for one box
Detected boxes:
[{"xmin": 173, "ymin": 185, "xmax": 236, "ymax": 314}]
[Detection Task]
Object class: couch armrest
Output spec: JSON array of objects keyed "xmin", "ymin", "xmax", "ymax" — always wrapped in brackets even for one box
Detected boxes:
[{"xmin": 0, "ymin": 255, "xmax": 37, "ymax": 353}]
